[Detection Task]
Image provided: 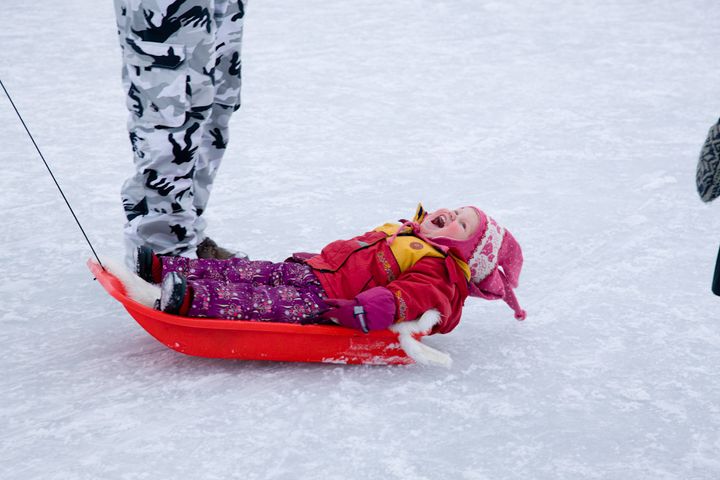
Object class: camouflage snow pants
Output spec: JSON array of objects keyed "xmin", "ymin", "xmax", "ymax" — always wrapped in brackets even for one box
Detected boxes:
[{"xmin": 114, "ymin": 0, "xmax": 246, "ymax": 260}]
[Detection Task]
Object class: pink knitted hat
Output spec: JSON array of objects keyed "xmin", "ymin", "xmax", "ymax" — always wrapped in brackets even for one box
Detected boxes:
[{"xmin": 428, "ymin": 207, "xmax": 526, "ymax": 320}]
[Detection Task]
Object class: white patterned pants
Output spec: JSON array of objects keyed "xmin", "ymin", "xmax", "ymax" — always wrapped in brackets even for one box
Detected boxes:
[{"xmin": 114, "ymin": 0, "xmax": 245, "ymax": 261}]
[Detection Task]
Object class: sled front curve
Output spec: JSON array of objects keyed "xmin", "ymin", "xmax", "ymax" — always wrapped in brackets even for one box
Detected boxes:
[{"xmin": 88, "ymin": 260, "xmax": 415, "ymax": 365}]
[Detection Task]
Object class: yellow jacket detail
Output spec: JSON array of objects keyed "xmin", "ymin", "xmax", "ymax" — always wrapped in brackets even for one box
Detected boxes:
[{"xmin": 373, "ymin": 223, "xmax": 471, "ymax": 280}]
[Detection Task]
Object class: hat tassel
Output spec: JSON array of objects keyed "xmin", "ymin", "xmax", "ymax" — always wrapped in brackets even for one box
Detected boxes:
[{"xmin": 501, "ymin": 271, "xmax": 526, "ymax": 321}]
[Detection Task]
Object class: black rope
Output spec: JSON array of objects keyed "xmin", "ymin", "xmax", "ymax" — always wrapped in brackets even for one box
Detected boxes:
[{"xmin": 0, "ymin": 78, "xmax": 105, "ymax": 270}]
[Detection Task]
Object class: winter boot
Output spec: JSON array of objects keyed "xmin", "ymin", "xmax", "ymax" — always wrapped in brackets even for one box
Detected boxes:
[
  {"xmin": 697, "ymin": 117, "xmax": 720, "ymax": 202},
  {"xmin": 196, "ymin": 237, "xmax": 248, "ymax": 260},
  {"xmin": 159, "ymin": 272, "xmax": 192, "ymax": 315},
  {"xmin": 134, "ymin": 246, "xmax": 162, "ymax": 284}
]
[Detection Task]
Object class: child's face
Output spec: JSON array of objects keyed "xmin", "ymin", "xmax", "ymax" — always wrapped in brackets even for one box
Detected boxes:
[{"xmin": 419, "ymin": 207, "xmax": 480, "ymax": 241}]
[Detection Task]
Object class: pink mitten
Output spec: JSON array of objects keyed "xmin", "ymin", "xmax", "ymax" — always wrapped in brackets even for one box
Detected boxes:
[{"xmin": 320, "ymin": 287, "xmax": 396, "ymax": 333}]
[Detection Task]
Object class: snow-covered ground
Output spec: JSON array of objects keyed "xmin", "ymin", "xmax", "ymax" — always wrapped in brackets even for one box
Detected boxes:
[{"xmin": 2, "ymin": 0, "xmax": 720, "ymax": 478}]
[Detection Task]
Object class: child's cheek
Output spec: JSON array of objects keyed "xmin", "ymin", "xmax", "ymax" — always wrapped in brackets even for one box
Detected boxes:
[{"xmin": 445, "ymin": 225, "xmax": 462, "ymax": 240}]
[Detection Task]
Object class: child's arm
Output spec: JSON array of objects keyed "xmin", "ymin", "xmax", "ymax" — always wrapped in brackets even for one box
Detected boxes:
[
  {"xmin": 321, "ymin": 257, "xmax": 463, "ymax": 334},
  {"xmin": 384, "ymin": 257, "xmax": 463, "ymax": 334}
]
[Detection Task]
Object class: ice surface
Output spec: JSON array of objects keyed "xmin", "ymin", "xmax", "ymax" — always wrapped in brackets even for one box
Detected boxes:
[{"xmin": 1, "ymin": 0, "xmax": 720, "ymax": 478}]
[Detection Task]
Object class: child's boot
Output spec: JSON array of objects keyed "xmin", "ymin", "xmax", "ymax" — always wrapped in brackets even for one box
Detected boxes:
[
  {"xmin": 159, "ymin": 272, "xmax": 192, "ymax": 315},
  {"xmin": 134, "ymin": 246, "xmax": 163, "ymax": 284}
]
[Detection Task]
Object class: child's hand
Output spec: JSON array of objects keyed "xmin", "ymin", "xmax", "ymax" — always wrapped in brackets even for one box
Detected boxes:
[
  {"xmin": 321, "ymin": 298, "xmax": 369, "ymax": 332},
  {"xmin": 320, "ymin": 287, "xmax": 397, "ymax": 333}
]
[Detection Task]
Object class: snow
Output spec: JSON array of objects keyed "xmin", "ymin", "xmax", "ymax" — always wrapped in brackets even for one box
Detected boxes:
[{"xmin": 2, "ymin": 0, "xmax": 720, "ymax": 478}]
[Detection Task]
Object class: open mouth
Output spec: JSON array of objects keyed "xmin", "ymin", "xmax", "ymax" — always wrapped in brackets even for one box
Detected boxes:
[{"xmin": 431, "ymin": 215, "xmax": 446, "ymax": 228}]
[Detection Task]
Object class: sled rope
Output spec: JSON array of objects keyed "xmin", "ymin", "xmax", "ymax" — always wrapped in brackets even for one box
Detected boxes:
[{"xmin": 0, "ymin": 78, "xmax": 104, "ymax": 269}]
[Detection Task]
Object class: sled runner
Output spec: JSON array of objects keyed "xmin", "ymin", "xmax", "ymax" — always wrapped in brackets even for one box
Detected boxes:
[{"xmin": 88, "ymin": 260, "xmax": 420, "ymax": 365}]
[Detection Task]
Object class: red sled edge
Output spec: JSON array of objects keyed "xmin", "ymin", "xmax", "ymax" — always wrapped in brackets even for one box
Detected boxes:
[{"xmin": 88, "ymin": 260, "xmax": 415, "ymax": 365}]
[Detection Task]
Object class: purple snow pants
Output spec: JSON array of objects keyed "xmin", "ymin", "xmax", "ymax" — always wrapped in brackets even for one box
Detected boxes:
[{"xmin": 161, "ymin": 257, "xmax": 329, "ymax": 323}]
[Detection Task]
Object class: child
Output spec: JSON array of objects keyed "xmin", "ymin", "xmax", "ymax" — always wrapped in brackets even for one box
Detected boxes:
[{"xmin": 136, "ymin": 204, "xmax": 526, "ymax": 334}]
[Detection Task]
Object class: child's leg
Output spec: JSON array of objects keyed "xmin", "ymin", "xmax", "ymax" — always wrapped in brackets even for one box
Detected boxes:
[
  {"xmin": 187, "ymin": 278, "xmax": 328, "ymax": 323},
  {"xmin": 161, "ymin": 256, "xmax": 269, "ymax": 283},
  {"xmin": 161, "ymin": 257, "xmax": 320, "ymax": 288},
  {"xmin": 266, "ymin": 262, "xmax": 324, "ymax": 289}
]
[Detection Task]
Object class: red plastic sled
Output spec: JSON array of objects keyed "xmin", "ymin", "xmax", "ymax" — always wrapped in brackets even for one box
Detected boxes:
[{"xmin": 88, "ymin": 260, "xmax": 415, "ymax": 365}]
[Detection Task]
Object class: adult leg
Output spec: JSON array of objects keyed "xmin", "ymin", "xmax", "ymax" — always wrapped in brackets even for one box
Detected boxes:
[
  {"xmin": 193, "ymin": 0, "xmax": 246, "ymax": 241},
  {"xmin": 114, "ymin": 0, "xmax": 218, "ymax": 262}
]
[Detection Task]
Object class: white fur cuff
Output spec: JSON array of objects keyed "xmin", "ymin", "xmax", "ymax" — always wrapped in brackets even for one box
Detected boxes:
[{"xmin": 390, "ymin": 309, "xmax": 452, "ymax": 368}]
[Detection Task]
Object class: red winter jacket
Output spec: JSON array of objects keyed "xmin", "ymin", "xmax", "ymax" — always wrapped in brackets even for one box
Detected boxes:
[{"xmin": 303, "ymin": 230, "xmax": 469, "ymax": 334}]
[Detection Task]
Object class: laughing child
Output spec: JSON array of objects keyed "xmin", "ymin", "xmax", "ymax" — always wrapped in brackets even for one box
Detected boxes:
[{"xmin": 135, "ymin": 204, "xmax": 525, "ymax": 334}]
